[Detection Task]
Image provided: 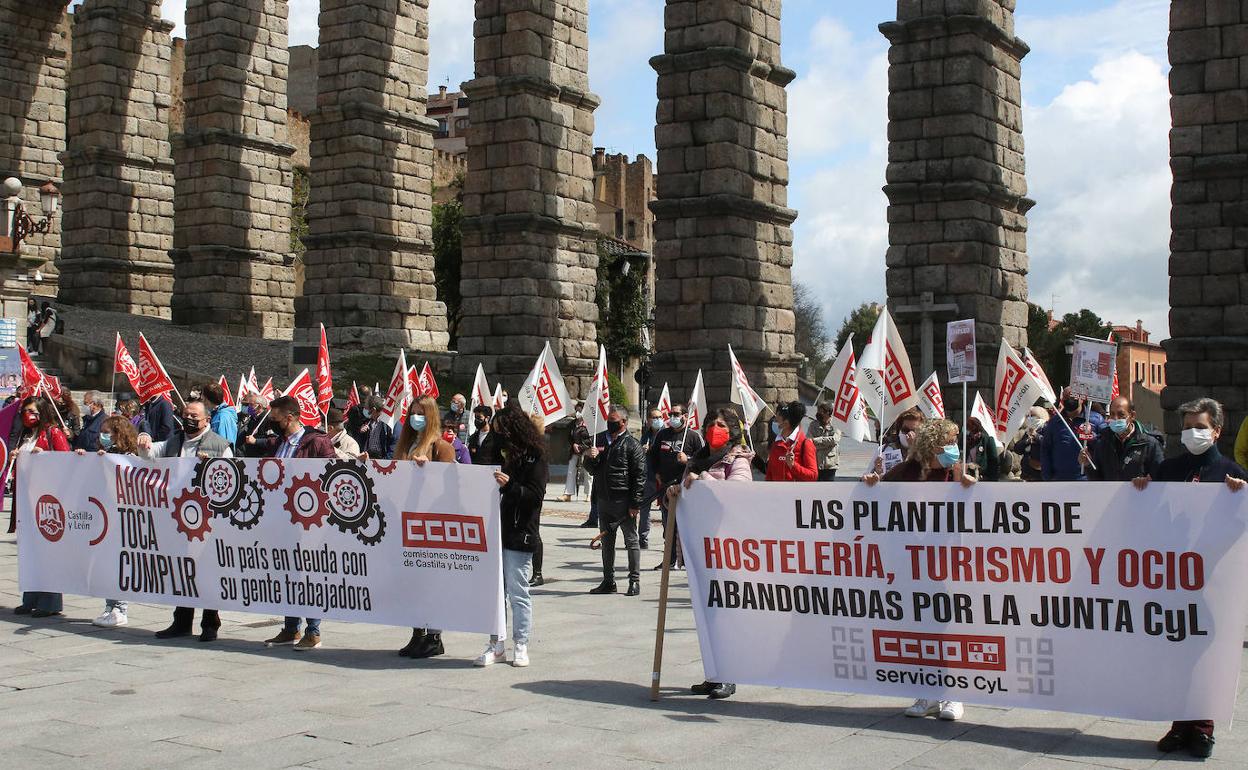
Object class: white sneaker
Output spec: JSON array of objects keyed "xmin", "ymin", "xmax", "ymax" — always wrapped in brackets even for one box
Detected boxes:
[
  {"xmin": 512, "ymin": 642, "xmax": 530, "ymax": 667},
  {"xmin": 904, "ymin": 698, "xmax": 940, "ymax": 717},
  {"xmin": 938, "ymin": 700, "xmax": 964, "ymax": 720},
  {"xmin": 93, "ymin": 608, "xmax": 127, "ymax": 628},
  {"xmin": 474, "ymin": 641, "xmax": 505, "ymax": 667}
]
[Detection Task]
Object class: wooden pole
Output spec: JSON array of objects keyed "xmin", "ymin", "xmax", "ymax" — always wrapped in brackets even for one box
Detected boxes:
[{"xmin": 649, "ymin": 488, "xmax": 680, "ymax": 701}]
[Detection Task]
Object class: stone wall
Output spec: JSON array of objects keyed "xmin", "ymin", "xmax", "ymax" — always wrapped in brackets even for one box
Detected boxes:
[
  {"xmin": 1163, "ymin": 0, "xmax": 1248, "ymax": 453},
  {"xmin": 57, "ymin": 0, "xmax": 176, "ymax": 318},
  {"xmin": 880, "ymin": 0, "xmax": 1032, "ymax": 399},
  {"xmin": 650, "ymin": 0, "xmax": 801, "ymax": 411},
  {"xmin": 169, "ymin": 0, "xmax": 295, "ymax": 339},
  {"xmin": 456, "ymin": 0, "xmax": 600, "ymax": 392}
]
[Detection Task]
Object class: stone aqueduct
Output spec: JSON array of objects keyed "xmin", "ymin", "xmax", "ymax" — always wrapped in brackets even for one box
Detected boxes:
[{"xmin": 1, "ymin": 0, "xmax": 1245, "ymax": 446}]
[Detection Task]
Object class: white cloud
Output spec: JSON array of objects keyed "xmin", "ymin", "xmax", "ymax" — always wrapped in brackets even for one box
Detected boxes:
[
  {"xmin": 1024, "ymin": 52, "xmax": 1171, "ymax": 338},
  {"xmin": 587, "ymin": 0, "xmax": 664, "ymax": 156},
  {"xmin": 1016, "ymin": 0, "xmax": 1169, "ymax": 63},
  {"xmin": 788, "ymin": 18, "xmax": 888, "ymax": 157}
]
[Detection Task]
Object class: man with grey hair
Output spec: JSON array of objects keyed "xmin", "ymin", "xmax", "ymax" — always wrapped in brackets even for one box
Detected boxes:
[
  {"xmin": 584, "ymin": 404, "xmax": 646, "ymax": 596},
  {"xmin": 72, "ymin": 390, "xmax": 106, "ymax": 452},
  {"xmin": 1134, "ymin": 396, "xmax": 1245, "ymax": 760}
]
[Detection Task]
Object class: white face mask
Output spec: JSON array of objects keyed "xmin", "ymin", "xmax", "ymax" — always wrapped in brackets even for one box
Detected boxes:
[
  {"xmin": 1181, "ymin": 427, "xmax": 1215, "ymax": 456},
  {"xmin": 899, "ymin": 432, "xmax": 911, "ymax": 449}
]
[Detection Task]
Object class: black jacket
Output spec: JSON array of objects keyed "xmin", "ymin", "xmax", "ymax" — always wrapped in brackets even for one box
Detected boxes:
[
  {"xmin": 468, "ymin": 429, "xmax": 499, "ymax": 466},
  {"xmin": 143, "ymin": 396, "xmax": 176, "ymax": 442},
  {"xmin": 1154, "ymin": 446, "xmax": 1246, "ymax": 484},
  {"xmin": 1087, "ymin": 422, "xmax": 1164, "ymax": 481},
  {"xmin": 500, "ymin": 453, "xmax": 547, "ymax": 552},
  {"xmin": 72, "ymin": 409, "xmax": 106, "ymax": 452},
  {"xmin": 648, "ymin": 426, "xmax": 705, "ymax": 487},
  {"xmin": 584, "ymin": 430, "xmax": 646, "ymax": 507}
]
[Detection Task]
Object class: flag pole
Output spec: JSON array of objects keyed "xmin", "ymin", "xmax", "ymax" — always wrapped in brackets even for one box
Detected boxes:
[
  {"xmin": 961, "ymin": 382, "xmax": 967, "ymax": 463},
  {"xmin": 650, "ymin": 487, "xmax": 680, "ymax": 701},
  {"xmin": 37, "ymin": 380, "xmax": 70, "ymax": 435}
]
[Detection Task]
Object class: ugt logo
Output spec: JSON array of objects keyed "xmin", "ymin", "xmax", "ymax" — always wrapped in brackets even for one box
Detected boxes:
[{"xmin": 35, "ymin": 494, "xmax": 66, "ymax": 543}]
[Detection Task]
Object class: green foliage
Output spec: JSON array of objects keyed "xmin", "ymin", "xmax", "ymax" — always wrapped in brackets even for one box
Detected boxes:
[
  {"xmin": 432, "ymin": 199, "xmax": 464, "ymax": 347},
  {"xmin": 1026, "ymin": 303, "xmax": 1113, "ymax": 391},
  {"xmin": 331, "ymin": 352, "xmax": 473, "ymax": 406},
  {"xmin": 595, "ymin": 238, "xmax": 649, "ymax": 363},
  {"xmin": 290, "ymin": 166, "xmax": 310, "ymax": 257},
  {"xmin": 607, "ymin": 371, "xmax": 629, "ymax": 407},
  {"xmin": 834, "ymin": 302, "xmax": 882, "ymax": 358},
  {"xmin": 793, "ymin": 281, "xmax": 832, "ymax": 380}
]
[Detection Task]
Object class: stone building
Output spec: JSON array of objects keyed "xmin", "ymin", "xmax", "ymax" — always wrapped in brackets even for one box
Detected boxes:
[
  {"xmin": 593, "ymin": 148, "xmax": 654, "ymax": 255},
  {"xmin": 427, "ymin": 85, "xmax": 469, "ymax": 157}
]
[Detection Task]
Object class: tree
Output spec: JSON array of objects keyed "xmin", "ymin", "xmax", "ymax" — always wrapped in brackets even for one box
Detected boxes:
[
  {"xmin": 595, "ymin": 238, "xmax": 648, "ymax": 363},
  {"xmin": 834, "ymin": 302, "xmax": 882, "ymax": 359},
  {"xmin": 793, "ymin": 282, "xmax": 832, "ymax": 380},
  {"xmin": 432, "ymin": 199, "xmax": 463, "ymax": 347},
  {"xmin": 1026, "ymin": 303, "xmax": 1113, "ymax": 392}
]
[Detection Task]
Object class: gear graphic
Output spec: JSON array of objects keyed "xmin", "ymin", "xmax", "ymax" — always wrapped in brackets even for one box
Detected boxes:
[
  {"xmin": 319, "ymin": 459, "xmax": 382, "ymax": 534},
  {"xmin": 285, "ymin": 473, "xmax": 329, "ymax": 530},
  {"xmin": 370, "ymin": 459, "xmax": 397, "ymax": 476},
  {"xmin": 192, "ymin": 457, "xmax": 249, "ymax": 512},
  {"xmin": 256, "ymin": 458, "xmax": 286, "ymax": 491},
  {"xmin": 226, "ymin": 480, "xmax": 264, "ymax": 530},
  {"xmin": 171, "ymin": 487, "xmax": 213, "ymax": 542},
  {"xmin": 353, "ymin": 509, "xmax": 387, "ymax": 546}
]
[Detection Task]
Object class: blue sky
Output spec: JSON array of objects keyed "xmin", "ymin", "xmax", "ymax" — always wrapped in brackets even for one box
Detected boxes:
[{"xmin": 146, "ymin": 0, "xmax": 1174, "ymax": 339}]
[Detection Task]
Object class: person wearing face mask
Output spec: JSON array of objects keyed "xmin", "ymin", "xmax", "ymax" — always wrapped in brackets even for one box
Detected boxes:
[
  {"xmin": 1040, "ymin": 391, "xmax": 1090, "ymax": 481},
  {"xmin": 863, "ymin": 418, "xmax": 975, "ymax": 720},
  {"xmin": 964, "ymin": 415, "xmax": 1001, "ymax": 481},
  {"xmin": 468, "ymin": 405, "xmax": 499, "ymax": 465},
  {"xmin": 647, "ymin": 404, "xmax": 705, "ymax": 569},
  {"xmin": 359, "ymin": 395, "xmax": 398, "ymax": 460},
  {"xmin": 71, "ymin": 390, "xmax": 106, "ymax": 452},
  {"xmin": 872, "ymin": 409, "xmax": 924, "ymax": 476},
  {"xmin": 11, "ymin": 396, "xmax": 71, "ymax": 614},
  {"xmin": 637, "ymin": 407, "xmax": 667, "ymax": 549},
  {"xmin": 79, "ymin": 416, "xmax": 140, "ymax": 628},
  {"xmin": 142, "ymin": 389, "xmax": 176, "ymax": 443},
  {"xmin": 584, "ymin": 405, "xmax": 646, "ymax": 596},
  {"xmin": 1133, "ymin": 397, "xmax": 1246, "ymax": 759},
  {"xmin": 808, "ymin": 403, "xmax": 842, "ymax": 481},
  {"xmin": 346, "ymin": 384, "xmax": 374, "ymax": 445},
  {"xmin": 1008, "ymin": 406, "xmax": 1048, "ymax": 482},
  {"xmin": 765, "ymin": 402, "xmax": 818, "ymax": 482},
  {"xmin": 1081, "ymin": 396, "xmax": 1163, "ymax": 481},
  {"xmin": 393, "ymin": 395, "xmax": 456, "ymax": 658},
  {"xmin": 443, "ymin": 393, "xmax": 469, "ymax": 443},
  {"xmin": 136, "ymin": 399, "xmax": 233, "ymax": 640},
  {"xmin": 325, "ymin": 407, "xmax": 361, "ymax": 460}
]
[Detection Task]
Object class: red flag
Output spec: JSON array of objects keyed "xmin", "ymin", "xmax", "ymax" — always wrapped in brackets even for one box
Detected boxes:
[
  {"xmin": 114, "ymin": 333, "xmax": 141, "ymax": 394},
  {"xmin": 44, "ymin": 374, "xmax": 62, "ymax": 399},
  {"xmin": 137, "ymin": 332, "xmax": 176, "ymax": 403},
  {"xmin": 407, "ymin": 365, "xmax": 423, "ymax": 399},
  {"xmin": 17, "ymin": 344, "xmax": 42, "ymax": 389},
  {"xmin": 218, "ymin": 375, "xmax": 234, "ymax": 408},
  {"xmin": 1107, "ymin": 331, "xmax": 1120, "ymax": 401},
  {"xmin": 316, "ymin": 324, "xmax": 333, "ymax": 414},
  {"xmin": 419, "ymin": 361, "xmax": 439, "ymax": 401},
  {"xmin": 260, "ymin": 378, "xmax": 275, "ymax": 402},
  {"xmin": 345, "ymin": 381, "xmax": 360, "ymax": 412},
  {"xmin": 283, "ymin": 369, "xmax": 322, "ymax": 427}
]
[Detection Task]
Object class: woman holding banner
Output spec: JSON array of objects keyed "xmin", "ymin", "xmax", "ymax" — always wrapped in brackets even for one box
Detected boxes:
[
  {"xmin": 395, "ymin": 395, "xmax": 456, "ymax": 660},
  {"xmin": 75, "ymin": 416, "xmax": 140, "ymax": 628},
  {"xmin": 863, "ymin": 418, "xmax": 975, "ymax": 721},
  {"xmin": 474, "ymin": 403, "xmax": 547, "ymax": 668},
  {"xmin": 13, "ymin": 395, "xmax": 70, "ymax": 617}
]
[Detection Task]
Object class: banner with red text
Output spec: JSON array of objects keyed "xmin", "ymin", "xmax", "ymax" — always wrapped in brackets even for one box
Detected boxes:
[
  {"xmin": 676, "ymin": 480, "xmax": 1248, "ymax": 720},
  {"xmin": 17, "ymin": 454, "xmax": 505, "ymax": 637}
]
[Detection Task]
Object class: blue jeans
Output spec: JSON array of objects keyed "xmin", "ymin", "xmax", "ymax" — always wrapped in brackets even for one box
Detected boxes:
[
  {"xmin": 491, "ymin": 548, "xmax": 533, "ymax": 645},
  {"xmin": 284, "ymin": 617, "xmax": 321, "ymax": 635}
]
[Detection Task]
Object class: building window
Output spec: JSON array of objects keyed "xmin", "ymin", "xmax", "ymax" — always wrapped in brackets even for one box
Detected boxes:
[
  {"xmin": 615, "ymin": 211, "xmax": 624, "ymax": 237},
  {"xmin": 627, "ymin": 220, "xmax": 637, "ymax": 241},
  {"xmin": 455, "ymin": 117, "xmax": 469, "ymax": 131},
  {"xmin": 1136, "ymin": 362, "xmax": 1143, "ymax": 382}
]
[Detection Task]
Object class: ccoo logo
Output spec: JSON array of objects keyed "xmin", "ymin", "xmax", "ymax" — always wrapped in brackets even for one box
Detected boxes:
[{"xmin": 402, "ymin": 512, "xmax": 488, "ymax": 552}]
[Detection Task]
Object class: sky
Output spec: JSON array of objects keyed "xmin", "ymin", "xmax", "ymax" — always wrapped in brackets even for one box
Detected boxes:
[{"xmin": 139, "ymin": 0, "xmax": 1173, "ymax": 340}]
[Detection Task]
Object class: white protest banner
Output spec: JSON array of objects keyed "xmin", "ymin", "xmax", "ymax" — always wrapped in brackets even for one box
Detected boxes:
[
  {"xmin": 860, "ymin": 309, "xmax": 920, "ymax": 428},
  {"xmin": 728, "ymin": 345, "xmax": 768, "ymax": 428},
  {"xmin": 822, "ymin": 340, "xmax": 873, "ymax": 443},
  {"xmin": 993, "ymin": 340, "xmax": 1046, "ymax": 445},
  {"xmin": 18, "ymin": 454, "xmax": 506, "ymax": 637},
  {"xmin": 1069, "ymin": 335, "xmax": 1117, "ymax": 404},
  {"xmin": 676, "ymin": 480, "xmax": 1248, "ymax": 721},
  {"xmin": 946, "ymin": 319, "xmax": 977, "ymax": 384},
  {"xmin": 916, "ymin": 372, "xmax": 945, "ymax": 419},
  {"xmin": 970, "ymin": 391, "xmax": 999, "ymax": 450},
  {"xmin": 1021, "ymin": 347, "xmax": 1057, "ymax": 404},
  {"xmin": 685, "ymin": 369, "xmax": 707, "ymax": 433},
  {"xmin": 584, "ymin": 344, "xmax": 610, "ymax": 438},
  {"xmin": 519, "ymin": 341, "xmax": 571, "ymax": 424}
]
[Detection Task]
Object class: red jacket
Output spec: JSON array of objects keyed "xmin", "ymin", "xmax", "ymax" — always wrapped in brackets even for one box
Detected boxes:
[{"xmin": 766, "ymin": 429, "xmax": 818, "ymax": 482}]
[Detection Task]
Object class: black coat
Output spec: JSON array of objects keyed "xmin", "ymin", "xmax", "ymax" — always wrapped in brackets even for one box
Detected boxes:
[
  {"xmin": 468, "ymin": 429, "xmax": 499, "ymax": 466},
  {"xmin": 72, "ymin": 409, "xmax": 106, "ymax": 452},
  {"xmin": 143, "ymin": 396, "xmax": 176, "ymax": 442},
  {"xmin": 500, "ymin": 453, "xmax": 548, "ymax": 552},
  {"xmin": 1154, "ymin": 446, "xmax": 1246, "ymax": 484},
  {"xmin": 583, "ymin": 430, "xmax": 646, "ymax": 508},
  {"xmin": 1086, "ymin": 422, "xmax": 1164, "ymax": 481}
]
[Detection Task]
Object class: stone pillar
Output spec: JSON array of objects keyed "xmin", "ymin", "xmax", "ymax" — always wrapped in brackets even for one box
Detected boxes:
[
  {"xmin": 0, "ymin": 0, "xmax": 70, "ymax": 283},
  {"xmin": 1163, "ymin": 0, "xmax": 1248, "ymax": 453},
  {"xmin": 294, "ymin": 0, "xmax": 447, "ymax": 350},
  {"xmin": 880, "ymin": 0, "xmax": 1032, "ymax": 395},
  {"xmin": 169, "ymin": 0, "xmax": 295, "ymax": 339},
  {"xmin": 650, "ymin": 0, "xmax": 801, "ymax": 410},
  {"xmin": 456, "ymin": 0, "xmax": 600, "ymax": 392},
  {"xmin": 58, "ymin": 0, "xmax": 175, "ymax": 317}
]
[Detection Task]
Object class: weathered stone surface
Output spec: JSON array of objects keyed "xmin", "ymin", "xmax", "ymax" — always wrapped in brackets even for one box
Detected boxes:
[
  {"xmin": 1162, "ymin": 0, "xmax": 1248, "ymax": 453},
  {"xmin": 168, "ymin": 0, "xmax": 294, "ymax": 339},
  {"xmin": 881, "ymin": 0, "xmax": 1031, "ymax": 402}
]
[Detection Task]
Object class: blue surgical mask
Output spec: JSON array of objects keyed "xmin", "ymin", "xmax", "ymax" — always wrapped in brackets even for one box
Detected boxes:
[
  {"xmin": 362, "ymin": 408, "xmax": 372, "ymax": 419},
  {"xmin": 1109, "ymin": 418, "xmax": 1130, "ymax": 435},
  {"xmin": 650, "ymin": 418, "xmax": 664, "ymax": 431},
  {"xmin": 937, "ymin": 444, "xmax": 961, "ymax": 468},
  {"xmin": 99, "ymin": 433, "xmax": 113, "ymax": 450},
  {"xmin": 409, "ymin": 414, "xmax": 427, "ymax": 432},
  {"xmin": 770, "ymin": 419, "xmax": 780, "ymax": 435}
]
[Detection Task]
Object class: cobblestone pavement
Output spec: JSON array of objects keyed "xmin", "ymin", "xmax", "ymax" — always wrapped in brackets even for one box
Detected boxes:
[{"xmin": 1, "ymin": 497, "xmax": 1245, "ymax": 769}]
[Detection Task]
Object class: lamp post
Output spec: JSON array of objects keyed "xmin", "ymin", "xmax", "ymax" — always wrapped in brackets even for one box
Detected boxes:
[{"xmin": 3, "ymin": 177, "xmax": 60, "ymax": 253}]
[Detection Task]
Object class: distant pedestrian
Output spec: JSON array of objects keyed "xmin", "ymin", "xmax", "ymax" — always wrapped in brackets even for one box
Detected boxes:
[
  {"xmin": 807, "ymin": 403, "xmax": 842, "ymax": 481},
  {"xmin": 584, "ymin": 405, "xmax": 646, "ymax": 597}
]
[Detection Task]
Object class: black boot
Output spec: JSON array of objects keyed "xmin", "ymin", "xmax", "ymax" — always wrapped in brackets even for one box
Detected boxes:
[
  {"xmin": 198, "ymin": 626, "xmax": 219, "ymax": 643},
  {"xmin": 708, "ymin": 682, "xmax": 737, "ymax": 700},
  {"xmin": 1188, "ymin": 733, "xmax": 1215, "ymax": 759},
  {"xmin": 410, "ymin": 633, "xmax": 445, "ymax": 659},
  {"xmin": 398, "ymin": 628, "xmax": 426, "ymax": 657},
  {"xmin": 155, "ymin": 623, "xmax": 192, "ymax": 639},
  {"xmin": 1157, "ymin": 726, "xmax": 1190, "ymax": 753},
  {"xmin": 528, "ymin": 573, "xmax": 544, "ymax": 587},
  {"xmin": 691, "ymin": 680, "xmax": 718, "ymax": 695},
  {"xmin": 589, "ymin": 580, "xmax": 617, "ymax": 594},
  {"xmin": 625, "ymin": 579, "xmax": 640, "ymax": 596}
]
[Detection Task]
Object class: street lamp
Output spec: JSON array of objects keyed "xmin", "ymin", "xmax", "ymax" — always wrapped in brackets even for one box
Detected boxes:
[{"xmin": 3, "ymin": 177, "xmax": 60, "ymax": 253}]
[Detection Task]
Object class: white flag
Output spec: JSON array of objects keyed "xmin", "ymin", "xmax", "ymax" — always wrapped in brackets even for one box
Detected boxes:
[
  {"xmin": 583, "ymin": 345, "xmax": 610, "ymax": 438},
  {"xmin": 970, "ymin": 392, "xmax": 999, "ymax": 450},
  {"xmin": 917, "ymin": 371, "xmax": 945, "ymax": 419},
  {"xmin": 857, "ymin": 367, "xmax": 885, "ymax": 423},
  {"xmin": 468, "ymin": 364, "xmax": 491, "ymax": 437},
  {"xmin": 378, "ymin": 349, "xmax": 410, "ymax": 431},
  {"xmin": 492, "ymin": 383, "xmax": 506, "ymax": 411},
  {"xmin": 518, "ymin": 341, "xmax": 571, "ymax": 423},
  {"xmin": 727, "ymin": 345, "xmax": 768, "ymax": 428},
  {"xmin": 994, "ymin": 340, "xmax": 1047, "ymax": 444},
  {"xmin": 859, "ymin": 308, "xmax": 920, "ymax": 429},
  {"xmin": 686, "ymin": 369, "xmax": 708, "ymax": 433},
  {"xmin": 1021, "ymin": 347, "xmax": 1057, "ymax": 404},
  {"xmin": 822, "ymin": 340, "xmax": 873, "ymax": 442},
  {"xmin": 656, "ymin": 383, "xmax": 672, "ymax": 418}
]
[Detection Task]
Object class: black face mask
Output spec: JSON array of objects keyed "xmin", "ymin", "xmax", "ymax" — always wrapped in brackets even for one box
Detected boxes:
[
  {"xmin": 474, "ymin": 418, "xmax": 487, "ymax": 429},
  {"xmin": 606, "ymin": 419, "xmax": 622, "ymax": 435},
  {"xmin": 184, "ymin": 419, "xmax": 202, "ymax": 433},
  {"xmin": 1062, "ymin": 398, "xmax": 1081, "ymax": 414}
]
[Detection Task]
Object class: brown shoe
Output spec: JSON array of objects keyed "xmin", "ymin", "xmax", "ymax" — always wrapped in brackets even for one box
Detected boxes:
[
  {"xmin": 293, "ymin": 632, "xmax": 321, "ymax": 651},
  {"xmin": 264, "ymin": 628, "xmax": 300, "ymax": 646}
]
